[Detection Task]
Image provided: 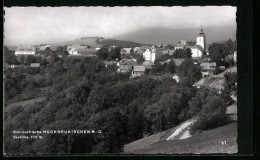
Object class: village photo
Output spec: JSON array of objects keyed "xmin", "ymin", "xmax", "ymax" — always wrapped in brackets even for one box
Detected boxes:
[{"xmin": 3, "ymin": 6, "xmax": 237, "ymax": 155}]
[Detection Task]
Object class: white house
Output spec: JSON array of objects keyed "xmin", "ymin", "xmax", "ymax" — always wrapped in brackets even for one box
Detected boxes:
[
  {"xmin": 143, "ymin": 46, "xmax": 162, "ymax": 62},
  {"xmin": 15, "ymin": 45, "xmax": 36, "ymax": 55}
]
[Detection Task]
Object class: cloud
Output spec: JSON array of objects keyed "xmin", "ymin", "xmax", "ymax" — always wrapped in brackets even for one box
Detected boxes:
[{"xmin": 4, "ymin": 6, "xmax": 236, "ymax": 46}]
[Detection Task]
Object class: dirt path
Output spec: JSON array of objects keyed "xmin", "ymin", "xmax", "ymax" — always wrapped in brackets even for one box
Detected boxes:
[{"xmin": 6, "ymin": 96, "xmax": 46, "ymax": 108}]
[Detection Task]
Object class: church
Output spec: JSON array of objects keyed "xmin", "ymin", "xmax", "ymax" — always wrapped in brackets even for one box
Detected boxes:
[{"xmin": 186, "ymin": 27, "xmax": 207, "ymax": 58}]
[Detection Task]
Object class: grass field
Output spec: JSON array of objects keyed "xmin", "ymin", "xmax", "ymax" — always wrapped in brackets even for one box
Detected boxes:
[{"xmin": 124, "ymin": 122, "xmax": 237, "ymax": 154}]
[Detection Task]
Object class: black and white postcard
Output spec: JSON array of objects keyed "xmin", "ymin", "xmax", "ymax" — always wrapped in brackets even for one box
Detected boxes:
[{"xmin": 3, "ymin": 6, "xmax": 238, "ymax": 155}]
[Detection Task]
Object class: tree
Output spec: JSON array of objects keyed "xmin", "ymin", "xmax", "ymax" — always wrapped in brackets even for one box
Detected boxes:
[
  {"xmin": 224, "ymin": 72, "xmax": 237, "ymax": 96},
  {"xmin": 26, "ymin": 55, "xmax": 37, "ymax": 65},
  {"xmin": 108, "ymin": 47, "xmax": 121, "ymax": 61},
  {"xmin": 183, "ymin": 48, "xmax": 192, "ymax": 58},
  {"xmin": 4, "ymin": 46, "xmax": 17, "ymax": 64},
  {"xmin": 136, "ymin": 54, "xmax": 145, "ymax": 64},
  {"xmin": 177, "ymin": 58, "xmax": 201, "ymax": 83},
  {"xmin": 164, "ymin": 60, "xmax": 176, "ymax": 73},
  {"xmin": 208, "ymin": 43, "xmax": 226, "ymax": 65},
  {"xmin": 96, "ymin": 47, "xmax": 109, "ymax": 60},
  {"xmin": 190, "ymin": 95, "xmax": 230, "ymax": 134},
  {"xmin": 151, "ymin": 60, "xmax": 164, "ymax": 74},
  {"xmin": 172, "ymin": 49, "xmax": 184, "ymax": 58}
]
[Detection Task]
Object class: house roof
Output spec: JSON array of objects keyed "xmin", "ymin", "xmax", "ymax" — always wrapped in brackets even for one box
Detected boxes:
[
  {"xmin": 179, "ymin": 40, "xmax": 187, "ymax": 45},
  {"xmin": 175, "ymin": 44, "xmax": 186, "ymax": 48},
  {"xmin": 16, "ymin": 46, "xmax": 36, "ymax": 52},
  {"xmin": 30, "ymin": 63, "xmax": 40, "ymax": 67},
  {"xmin": 103, "ymin": 61, "xmax": 117, "ymax": 65},
  {"xmin": 76, "ymin": 48, "xmax": 96, "ymax": 52},
  {"xmin": 133, "ymin": 47, "xmax": 141, "ymax": 52},
  {"xmin": 200, "ymin": 62, "xmax": 216, "ymax": 69},
  {"xmin": 48, "ymin": 46, "xmax": 57, "ymax": 52},
  {"xmin": 119, "ymin": 59, "xmax": 135, "ymax": 65},
  {"xmin": 159, "ymin": 59, "xmax": 172, "ymax": 65},
  {"xmin": 67, "ymin": 45, "xmax": 87, "ymax": 51},
  {"xmin": 162, "ymin": 50, "xmax": 169, "ymax": 54},
  {"xmin": 39, "ymin": 45, "xmax": 49, "ymax": 51},
  {"xmin": 172, "ymin": 58, "xmax": 184, "ymax": 66},
  {"xmin": 134, "ymin": 65, "xmax": 145, "ymax": 72},
  {"xmin": 197, "ymin": 58, "xmax": 209, "ymax": 64},
  {"xmin": 142, "ymin": 60, "xmax": 154, "ymax": 66},
  {"xmin": 169, "ymin": 50, "xmax": 175, "ymax": 55},
  {"xmin": 140, "ymin": 45, "xmax": 151, "ymax": 50},
  {"xmin": 121, "ymin": 48, "xmax": 132, "ymax": 54}
]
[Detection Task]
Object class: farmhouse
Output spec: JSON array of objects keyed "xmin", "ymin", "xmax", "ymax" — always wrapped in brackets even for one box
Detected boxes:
[
  {"xmin": 132, "ymin": 65, "xmax": 146, "ymax": 77},
  {"xmin": 117, "ymin": 59, "xmax": 136, "ymax": 73},
  {"xmin": 120, "ymin": 48, "xmax": 132, "ymax": 58},
  {"xmin": 15, "ymin": 45, "xmax": 36, "ymax": 55},
  {"xmin": 200, "ymin": 62, "xmax": 216, "ymax": 77}
]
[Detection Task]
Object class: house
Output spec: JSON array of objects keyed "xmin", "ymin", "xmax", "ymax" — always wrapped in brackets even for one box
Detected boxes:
[
  {"xmin": 196, "ymin": 58, "xmax": 209, "ymax": 64},
  {"xmin": 142, "ymin": 60, "xmax": 154, "ymax": 70},
  {"xmin": 38, "ymin": 45, "xmax": 51, "ymax": 52},
  {"xmin": 133, "ymin": 47, "xmax": 141, "ymax": 53},
  {"xmin": 200, "ymin": 62, "xmax": 217, "ymax": 77},
  {"xmin": 174, "ymin": 43, "xmax": 186, "ymax": 50},
  {"xmin": 143, "ymin": 46, "xmax": 163, "ymax": 62},
  {"xmin": 15, "ymin": 45, "xmax": 36, "ymax": 55},
  {"xmin": 120, "ymin": 48, "xmax": 132, "ymax": 58},
  {"xmin": 132, "ymin": 65, "xmax": 146, "ymax": 77},
  {"xmin": 234, "ymin": 50, "xmax": 237, "ymax": 64},
  {"xmin": 136, "ymin": 46, "xmax": 150, "ymax": 55},
  {"xmin": 169, "ymin": 50, "xmax": 175, "ymax": 55},
  {"xmin": 103, "ymin": 61, "xmax": 118, "ymax": 68},
  {"xmin": 172, "ymin": 74, "xmax": 180, "ymax": 83},
  {"xmin": 67, "ymin": 45, "xmax": 88, "ymax": 55},
  {"xmin": 75, "ymin": 48, "xmax": 97, "ymax": 56},
  {"xmin": 29, "ymin": 63, "xmax": 41, "ymax": 73},
  {"xmin": 48, "ymin": 46, "xmax": 57, "ymax": 53},
  {"xmin": 159, "ymin": 59, "xmax": 172, "ymax": 65},
  {"xmin": 117, "ymin": 59, "xmax": 136, "ymax": 73},
  {"xmin": 30, "ymin": 63, "xmax": 40, "ymax": 68}
]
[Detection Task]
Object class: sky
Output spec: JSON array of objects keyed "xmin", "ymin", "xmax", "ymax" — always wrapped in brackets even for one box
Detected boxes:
[{"xmin": 4, "ymin": 6, "xmax": 236, "ymax": 46}]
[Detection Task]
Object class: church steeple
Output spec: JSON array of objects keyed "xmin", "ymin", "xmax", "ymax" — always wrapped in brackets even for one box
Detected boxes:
[
  {"xmin": 196, "ymin": 26, "xmax": 206, "ymax": 49},
  {"xmin": 199, "ymin": 26, "xmax": 205, "ymax": 35}
]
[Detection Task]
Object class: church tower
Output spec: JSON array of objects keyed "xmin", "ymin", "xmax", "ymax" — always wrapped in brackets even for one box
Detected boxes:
[{"xmin": 196, "ymin": 26, "xmax": 206, "ymax": 49}]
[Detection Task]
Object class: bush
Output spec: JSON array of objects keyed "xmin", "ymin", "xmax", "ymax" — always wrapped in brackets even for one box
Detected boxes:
[{"xmin": 190, "ymin": 95, "xmax": 230, "ymax": 135}]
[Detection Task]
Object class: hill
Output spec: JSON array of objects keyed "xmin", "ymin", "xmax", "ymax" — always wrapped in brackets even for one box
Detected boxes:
[
  {"xmin": 54, "ymin": 37, "xmax": 104, "ymax": 47},
  {"xmin": 96, "ymin": 38, "xmax": 144, "ymax": 48},
  {"xmin": 112, "ymin": 26, "xmax": 236, "ymax": 45},
  {"xmin": 124, "ymin": 122, "xmax": 237, "ymax": 154}
]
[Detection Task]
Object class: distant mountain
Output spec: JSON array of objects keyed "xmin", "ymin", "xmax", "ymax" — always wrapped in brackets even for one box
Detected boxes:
[
  {"xmin": 54, "ymin": 37, "xmax": 144, "ymax": 48},
  {"xmin": 96, "ymin": 39, "xmax": 144, "ymax": 48},
  {"xmin": 111, "ymin": 26, "xmax": 236, "ymax": 46}
]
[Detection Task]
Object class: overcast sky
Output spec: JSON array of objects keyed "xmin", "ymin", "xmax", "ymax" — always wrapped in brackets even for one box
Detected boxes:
[{"xmin": 4, "ymin": 6, "xmax": 236, "ymax": 46}]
